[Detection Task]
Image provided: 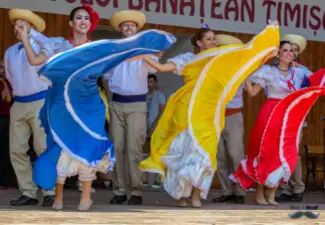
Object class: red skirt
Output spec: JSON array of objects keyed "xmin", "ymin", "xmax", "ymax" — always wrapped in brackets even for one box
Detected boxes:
[
  {"xmin": 230, "ymin": 86, "xmax": 325, "ymax": 189},
  {"xmin": 230, "ymin": 98, "xmax": 281, "ymax": 189}
]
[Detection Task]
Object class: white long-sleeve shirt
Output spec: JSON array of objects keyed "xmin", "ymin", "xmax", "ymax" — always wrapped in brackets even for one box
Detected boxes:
[{"xmin": 4, "ymin": 29, "xmax": 71, "ymax": 97}]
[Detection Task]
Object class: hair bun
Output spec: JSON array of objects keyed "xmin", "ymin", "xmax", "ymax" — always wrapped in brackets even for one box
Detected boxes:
[
  {"xmin": 191, "ymin": 35, "xmax": 198, "ymax": 47},
  {"xmin": 190, "ymin": 28, "xmax": 212, "ymax": 47}
]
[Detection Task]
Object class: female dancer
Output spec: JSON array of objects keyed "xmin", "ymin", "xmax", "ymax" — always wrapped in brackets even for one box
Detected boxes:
[
  {"xmin": 141, "ymin": 28, "xmax": 215, "ymax": 207},
  {"xmin": 140, "ymin": 22, "xmax": 280, "ymax": 208},
  {"xmin": 16, "ymin": 5, "xmax": 111, "ymax": 211},
  {"xmin": 230, "ymin": 40, "xmax": 310, "ymax": 205}
]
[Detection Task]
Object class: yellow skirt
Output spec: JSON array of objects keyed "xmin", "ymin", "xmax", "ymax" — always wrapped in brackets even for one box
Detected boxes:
[{"xmin": 140, "ymin": 24, "xmax": 280, "ymax": 199}]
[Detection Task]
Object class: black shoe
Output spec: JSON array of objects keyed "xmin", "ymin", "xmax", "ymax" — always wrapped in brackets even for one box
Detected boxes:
[
  {"xmin": 10, "ymin": 195, "xmax": 39, "ymax": 206},
  {"xmin": 212, "ymin": 195, "xmax": 234, "ymax": 203},
  {"xmin": 128, "ymin": 196, "xmax": 143, "ymax": 205},
  {"xmin": 233, "ymin": 196, "xmax": 245, "ymax": 204},
  {"xmin": 109, "ymin": 195, "xmax": 127, "ymax": 204},
  {"xmin": 43, "ymin": 195, "xmax": 55, "ymax": 207},
  {"xmin": 306, "ymin": 205, "xmax": 318, "ymax": 210},
  {"xmin": 291, "ymin": 193, "xmax": 303, "ymax": 202},
  {"xmin": 275, "ymin": 194, "xmax": 293, "ymax": 202}
]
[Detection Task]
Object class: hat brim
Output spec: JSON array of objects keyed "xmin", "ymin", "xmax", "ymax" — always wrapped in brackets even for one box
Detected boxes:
[
  {"xmin": 215, "ymin": 34, "xmax": 243, "ymax": 46},
  {"xmin": 9, "ymin": 9, "xmax": 46, "ymax": 32},
  {"xmin": 110, "ymin": 10, "xmax": 146, "ymax": 31},
  {"xmin": 281, "ymin": 34, "xmax": 307, "ymax": 54}
]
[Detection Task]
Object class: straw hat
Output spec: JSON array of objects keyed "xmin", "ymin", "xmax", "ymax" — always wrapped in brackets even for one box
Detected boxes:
[
  {"xmin": 281, "ymin": 34, "xmax": 307, "ymax": 54},
  {"xmin": 215, "ymin": 34, "xmax": 243, "ymax": 46},
  {"xmin": 110, "ymin": 10, "xmax": 146, "ymax": 31},
  {"xmin": 9, "ymin": 8, "xmax": 46, "ymax": 32}
]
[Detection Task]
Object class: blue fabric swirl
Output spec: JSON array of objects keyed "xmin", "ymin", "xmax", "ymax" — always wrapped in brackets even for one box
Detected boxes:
[{"xmin": 33, "ymin": 30, "xmax": 176, "ymax": 190}]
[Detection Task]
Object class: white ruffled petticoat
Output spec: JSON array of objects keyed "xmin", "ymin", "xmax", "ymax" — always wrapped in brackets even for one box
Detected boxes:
[
  {"xmin": 161, "ymin": 130, "xmax": 214, "ymax": 200},
  {"xmin": 57, "ymin": 151, "xmax": 110, "ymax": 182}
]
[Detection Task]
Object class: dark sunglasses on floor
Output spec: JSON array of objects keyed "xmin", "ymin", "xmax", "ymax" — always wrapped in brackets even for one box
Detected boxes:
[{"xmin": 288, "ymin": 211, "xmax": 320, "ymax": 219}]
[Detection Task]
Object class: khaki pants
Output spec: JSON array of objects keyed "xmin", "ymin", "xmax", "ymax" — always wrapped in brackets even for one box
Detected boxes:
[
  {"xmin": 279, "ymin": 128, "xmax": 305, "ymax": 195},
  {"xmin": 10, "ymin": 100, "xmax": 54, "ymax": 198},
  {"xmin": 142, "ymin": 139, "xmax": 160, "ymax": 185},
  {"xmin": 280, "ymin": 156, "xmax": 305, "ymax": 195},
  {"xmin": 110, "ymin": 101, "xmax": 146, "ymax": 196},
  {"xmin": 217, "ymin": 113, "xmax": 246, "ymax": 196}
]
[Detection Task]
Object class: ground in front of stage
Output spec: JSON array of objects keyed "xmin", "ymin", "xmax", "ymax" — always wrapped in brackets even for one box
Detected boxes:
[{"xmin": 0, "ymin": 188, "xmax": 324, "ymax": 224}]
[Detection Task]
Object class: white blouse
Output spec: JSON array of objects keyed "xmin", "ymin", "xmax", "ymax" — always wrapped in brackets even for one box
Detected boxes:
[
  {"xmin": 167, "ymin": 52, "xmax": 196, "ymax": 75},
  {"xmin": 250, "ymin": 65, "xmax": 308, "ymax": 99},
  {"xmin": 29, "ymin": 29, "xmax": 72, "ymax": 58}
]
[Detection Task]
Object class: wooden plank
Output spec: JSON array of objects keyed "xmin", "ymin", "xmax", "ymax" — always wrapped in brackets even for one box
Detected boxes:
[{"xmin": 306, "ymin": 145, "xmax": 324, "ymax": 154}]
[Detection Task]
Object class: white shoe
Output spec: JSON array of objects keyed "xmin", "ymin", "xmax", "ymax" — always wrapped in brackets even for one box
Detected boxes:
[
  {"xmin": 77, "ymin": 200, "xmax": 93, "ymax": 211},
  {"xmin": 151, "ymin": 181, "xmax": 161, "ymax": 188}
]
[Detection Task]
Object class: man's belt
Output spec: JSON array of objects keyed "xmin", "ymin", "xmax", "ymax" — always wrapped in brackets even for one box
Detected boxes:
[
  {"xmin": 112, "ymin": 93, "xmax": 146, "ymax": 103},
  {"xmin": 14, "ymin": 90, "xmax": 48, "ymax": 103}
]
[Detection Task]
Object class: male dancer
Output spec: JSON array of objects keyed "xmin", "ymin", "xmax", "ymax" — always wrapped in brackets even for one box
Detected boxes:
[
  {"xmin": 276, "ymin": 34, "xmax": 311, "ymax": 202},
  {"xmin": 5, "ymin": 9, "xmax": 54, "ymax": 206},
  {"xmin": 106, "ymin": 10, "xmax": 158, "ymax": 205},
  {"xmin": 212, "ymin": 34, "xmax": 246, "ymax": 204}
]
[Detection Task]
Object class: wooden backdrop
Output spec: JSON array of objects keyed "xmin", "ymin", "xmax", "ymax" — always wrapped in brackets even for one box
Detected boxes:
[{"xmin": 0, "ymin": 8, "xmax": 324, "ymax": 189}]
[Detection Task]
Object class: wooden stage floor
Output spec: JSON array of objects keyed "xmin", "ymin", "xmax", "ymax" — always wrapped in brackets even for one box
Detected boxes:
[{"xmin": 0, "ymin": 188, "xmax": 324, "ymax": 224}]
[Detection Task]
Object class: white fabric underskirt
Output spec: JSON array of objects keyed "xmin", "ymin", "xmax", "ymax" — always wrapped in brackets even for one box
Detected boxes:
[
  {"xmin": 161, "ymin": 130, "xmax": 213, "ymax": 200},
  {"xmin": 57, "ymin": 150, "xmax": 110, "ymax": 182}
]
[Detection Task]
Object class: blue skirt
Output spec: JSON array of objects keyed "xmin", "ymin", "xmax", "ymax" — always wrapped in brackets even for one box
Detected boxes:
[{"xmin": 33, "ymin": 29, "xmax": 176, "ymax": 190}]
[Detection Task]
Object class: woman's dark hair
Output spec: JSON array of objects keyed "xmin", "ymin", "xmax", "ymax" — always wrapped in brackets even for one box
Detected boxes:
[
  {"xmin": 69, "ymin": 7, "xmax": 89, "ymax": 21},
  {"xmin": 191, "ymin": 28, "xmax": 212, "ymax": 47},
  {"xmin": 279, "ymin": 40, "xmax": 292, "ymax": 49},
  {"xmin": 274, "ymin": 40, "xmax": 293, "ymax": 65}
]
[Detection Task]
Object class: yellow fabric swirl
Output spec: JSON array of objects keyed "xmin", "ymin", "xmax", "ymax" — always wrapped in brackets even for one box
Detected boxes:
[
  {"xmin": 98, "ymin": 87, "xmax": 110, "ymax": 122},
  {"xmin": 140, "ymin": 24, "xmax": 280, "ymax": 178}
]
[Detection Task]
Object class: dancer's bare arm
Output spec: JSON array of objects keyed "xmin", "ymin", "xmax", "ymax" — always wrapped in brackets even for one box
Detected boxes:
[
  {"xmin": 143, "ymin": 55, "xmax": 177, "ymax": 72},
  {"xmin": 16, "ymin": 24, "xmax": 49, "ymax": 66}
]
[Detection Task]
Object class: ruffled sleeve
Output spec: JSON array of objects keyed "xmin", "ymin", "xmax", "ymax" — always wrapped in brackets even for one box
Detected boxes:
[
  {"xmin": 167, "ymin": 52, "xmax": 196, "ymax": 75},
  {"xmin": 249, "ymin": 65, "xmax": 271, "ymax": 89},
  {"xmin": 29, "ymin": 29, "xmax": 72, "ymax": 58},
  {"xmin": 42, "ymin": 38, "xmax": 72, "ymax": 58}
]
